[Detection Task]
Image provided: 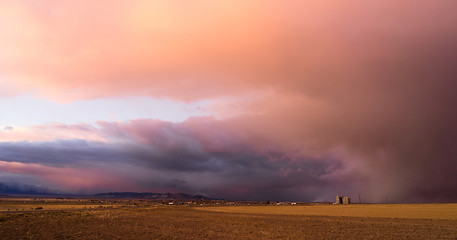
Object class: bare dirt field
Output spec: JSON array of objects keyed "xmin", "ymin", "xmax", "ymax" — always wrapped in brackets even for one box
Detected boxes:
[{"xmin": 1, "ymin": 200, "xmax": 457, "ymax": 239}]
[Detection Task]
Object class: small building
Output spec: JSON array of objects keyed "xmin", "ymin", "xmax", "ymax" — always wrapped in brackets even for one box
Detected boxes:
[
  {"xmin": 335, "ymin": 195, "xmax": 351, "ymax": 204},
  {"xmin": 343, "ymin": 197, "xmax": 351, "ymax": 204}
]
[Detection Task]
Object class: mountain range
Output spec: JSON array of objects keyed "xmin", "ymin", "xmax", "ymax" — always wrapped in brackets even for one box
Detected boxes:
[{"xmin": 92, "ymin": 192, "xmax": 210, "ymax": 200}]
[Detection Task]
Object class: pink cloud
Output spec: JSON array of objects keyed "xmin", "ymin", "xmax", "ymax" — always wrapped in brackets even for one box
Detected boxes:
[
  {"xmin": 0, "ymin": 160, "xmax": 131, "ymax": 192},
  {"xmin": 0, "ymin": 123, "xmax": 106, "ymax": 143},
  {"xmin": 0, "ymin": 1, "xmax": 456, "ymax": 202},
  {"xmin": 1, "ymin": 1, "xmax": 453, "ymax": 103}
]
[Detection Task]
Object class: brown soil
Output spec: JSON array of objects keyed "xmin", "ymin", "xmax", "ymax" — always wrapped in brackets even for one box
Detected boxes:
[{"xmin": 1, "ymin": 206, "xmax": 456, "ymax": 239}]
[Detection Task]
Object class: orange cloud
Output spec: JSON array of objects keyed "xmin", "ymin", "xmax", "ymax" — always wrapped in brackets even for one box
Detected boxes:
[{"xmin": 3, "ymin": 1, "xmax": 452, "ymax": 102}]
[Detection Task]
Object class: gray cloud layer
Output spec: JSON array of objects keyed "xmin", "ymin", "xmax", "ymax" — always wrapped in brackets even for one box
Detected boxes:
[{"xmin": 0, "ymin": 120, "xmax": 351, "ymax": 201}]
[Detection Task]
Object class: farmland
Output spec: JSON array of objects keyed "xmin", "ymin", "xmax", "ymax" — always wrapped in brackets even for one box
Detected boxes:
[
  {"xmin": 200, "ymin": 204, "xmax": 457, "ymax": 220},
  {"xmin": 1, "ymin": 198, "xmax": 457, "ymax": 239}
]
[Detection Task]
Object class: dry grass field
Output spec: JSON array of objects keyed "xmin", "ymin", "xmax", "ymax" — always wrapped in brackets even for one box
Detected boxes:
[
  {"xmin": 199, "ymin": 204, "xmax": 457, "ymax": 220},
  {"xmin": 1, "ymin": 200, "xmax": 457, "ymax": 239},
  {"xmin": 0, "ymin": 198, "xmax": 119, "ymax": 212}
]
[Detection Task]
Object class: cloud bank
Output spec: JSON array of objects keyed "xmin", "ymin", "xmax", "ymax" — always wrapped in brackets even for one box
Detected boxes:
[
  {"xmin": 0, "ymin": 1, "xmax": 457, "ymax": 202},
  {"xmin": 0, "ymin": 120, "xmax": 354, "ymax": 201}
]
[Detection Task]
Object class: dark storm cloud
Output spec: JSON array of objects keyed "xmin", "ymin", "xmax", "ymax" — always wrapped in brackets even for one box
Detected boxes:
[
  {"xmin": 0, "ymin": 120, "xmax": 349, "ymax": 201},
  {"xmin": 0, "ymin": 139, "xmax": 124, "ymax": 167},
  {"xmin": 100, "ymin": 119, "xmax": 352, "ymax": 201}
]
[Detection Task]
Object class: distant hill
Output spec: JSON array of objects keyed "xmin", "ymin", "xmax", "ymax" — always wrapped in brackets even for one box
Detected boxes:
[{"xmin": 93, "ymin": 192, "xmax": 210, "ymax": 200}]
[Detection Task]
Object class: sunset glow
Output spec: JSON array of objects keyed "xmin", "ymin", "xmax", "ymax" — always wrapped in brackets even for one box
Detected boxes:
[{"xmin": 1, "ymin": 0, "xmax": 457, "ymax": 202}]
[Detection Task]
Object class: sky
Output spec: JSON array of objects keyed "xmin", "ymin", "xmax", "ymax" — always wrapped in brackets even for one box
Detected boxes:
[{"xmin": 1, "ymin": 0, "xmax": 457, "ymax": 202}]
